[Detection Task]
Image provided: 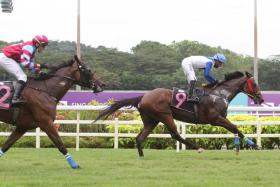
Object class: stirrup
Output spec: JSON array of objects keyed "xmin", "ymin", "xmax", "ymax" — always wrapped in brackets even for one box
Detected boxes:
[{"xmin": 11, "ymin": 98, "xmax": 25, "ymax": 105}]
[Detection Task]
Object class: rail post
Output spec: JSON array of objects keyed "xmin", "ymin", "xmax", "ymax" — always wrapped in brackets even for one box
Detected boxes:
[
  {"xmin": 76, "ymin": 111, "xmax": 80, "ymax": 151},
  {"xmin": 256, "ymin": 111, "xmax": 262, "ymax": 147},
  {"xmin": 176, "ymin": 122, "xmax": 180, "ymax": 152},
  {"xmin": 114, "ymin": 118, "xmax": 119, "ymax": 149},
  {"xmin": 35, "ymin": 127, "xmax": 40, "ymax": 149},
  {"xmin": 181, "ymin": 123, "xmax": 186, "ymax": 151}
]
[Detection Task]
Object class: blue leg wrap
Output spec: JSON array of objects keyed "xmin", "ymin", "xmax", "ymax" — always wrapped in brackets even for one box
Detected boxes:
[
  {"xmin": 0, "ymin": 149, "xmax": 4, "ymax": 157},
  {"xmin": 244, "ymin": 137, "xmax": 255, "ymax": 146},
  {"xmin": 234, "ymin": 137, "xmax": 240, "ymax": 145},
  {"xmin": 234, "ymin": 135, "xmax": 240, "ymax": 154},
  {"xmin": 65, "ymin": 153, "xmax": 79, "ymax": 169}
]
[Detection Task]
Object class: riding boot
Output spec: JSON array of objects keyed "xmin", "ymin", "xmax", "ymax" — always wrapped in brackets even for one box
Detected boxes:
[
  {"xmin": 187, "ymin": 80, "xmax": 199, "ymax": 102},
  {"xmin": 11, "ymin": 80, "xmax": 26, "ymax": 105}
]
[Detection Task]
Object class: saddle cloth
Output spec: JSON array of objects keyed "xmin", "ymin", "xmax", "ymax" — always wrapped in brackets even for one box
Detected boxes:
[
  {"xmin": 0, "ymin": 81, "xmax": 14, "ymax": 109},
  {"xmin": 171, "ymin": 87, "xmax": 204, "ymax": 112}
]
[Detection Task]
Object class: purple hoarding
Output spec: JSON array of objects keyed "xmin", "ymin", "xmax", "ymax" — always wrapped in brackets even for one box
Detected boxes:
[
  {"xmin": 60, "ymin": 90, "xmax": 280, "ymax": 107},
  {"xmin": 248, "ymin": 91, "xmax": 280, "ymax": 107},
  {"xmin": 60, "ymin": 90, "xmax": 146, "ymax": 105}
]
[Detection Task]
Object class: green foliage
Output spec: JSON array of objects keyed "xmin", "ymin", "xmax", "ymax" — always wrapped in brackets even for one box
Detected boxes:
[
  {"xmin": 1, "ymin": 106, "xmax": 280, "ymax": 149},
  {"xmin": 2, "ymin": 39, "xmax": 276, "ymax": 90},
  {"xmin": 259, "ymin": 59, "xmax": 280, "ymax": 90},
  {"xmin": 1, "ymin": 109, "xmax": 280, "ymax": 149}
]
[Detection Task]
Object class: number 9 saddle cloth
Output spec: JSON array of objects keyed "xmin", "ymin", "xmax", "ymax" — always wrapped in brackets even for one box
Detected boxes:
[{"xmin": 171, "ymin": 87, "xmax": 205, "ymax": 113}]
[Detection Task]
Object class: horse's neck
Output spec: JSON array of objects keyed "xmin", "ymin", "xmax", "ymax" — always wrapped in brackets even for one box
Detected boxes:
[
  {"xmin": 210, "ymin": 77, "xmax": 245, "ymax": 102},
  {"xmin": 29, "ymin": 69, "xmax": 75, "ymax": 101},
  {"xmin": 46, "ymin": 75, "xmax": 74, "ymax": 100}
]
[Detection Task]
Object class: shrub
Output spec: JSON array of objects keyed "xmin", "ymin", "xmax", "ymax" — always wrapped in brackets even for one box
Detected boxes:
[{"xmin": 0, "ymin": 100, "xmax": 280, "ymax": 149}]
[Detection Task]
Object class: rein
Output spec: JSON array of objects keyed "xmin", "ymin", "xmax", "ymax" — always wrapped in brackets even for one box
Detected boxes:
[
  {"xmin": 25, "ymin": 62, "xmax": 102, "ymax": 100},
  {"xmin": 26, "ymin": 70, "xmax": 80, "ymax": 102},
  {"xmin": 206, "ymin": 77, "xmax": 256, "ymax": 101}
]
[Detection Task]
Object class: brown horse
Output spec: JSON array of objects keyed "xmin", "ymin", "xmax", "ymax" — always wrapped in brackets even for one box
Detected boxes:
[
  {"xmin": 0, "ymin": 55, "xmax": 105, "ymax": 169},
  {"xmin": 95, "ymin": 71, "xmax": 264, "ymax": 156}
]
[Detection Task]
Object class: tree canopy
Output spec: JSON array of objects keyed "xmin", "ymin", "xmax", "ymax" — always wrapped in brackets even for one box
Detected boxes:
[{"xmin": 0, "ymin": 39, "xmax": 278, "ymax": 90}]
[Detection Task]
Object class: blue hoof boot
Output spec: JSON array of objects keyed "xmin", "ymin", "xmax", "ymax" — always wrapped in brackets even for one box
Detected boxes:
[
  {"xmin": 244, "ymin": 137, "xmax": 255, "ymax": 146},
  {"xmin": 234, "ymin": 137, "xmax": 240, "ymax": 155},
  {"xmin": 234, "ymin": 137, "xmax": 240, "ymax": 145},
  {"xmin": 65, "ymin": 154, "xmax": 79, "ymax": 169}
]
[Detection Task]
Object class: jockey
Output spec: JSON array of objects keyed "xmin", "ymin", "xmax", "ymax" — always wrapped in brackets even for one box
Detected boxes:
[
  {"xmin": 181, "ymin": 53, "xmax": 227, "ymax": 102},
  {"xmin": 0, "ymin": 35, "xmax": 48, "ymax": 105}
]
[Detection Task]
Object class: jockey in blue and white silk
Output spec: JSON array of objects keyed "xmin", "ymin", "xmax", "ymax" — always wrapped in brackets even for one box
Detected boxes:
[{"xmin": 181, "ymin": 53, "xmax": 227, "ymax": 102}]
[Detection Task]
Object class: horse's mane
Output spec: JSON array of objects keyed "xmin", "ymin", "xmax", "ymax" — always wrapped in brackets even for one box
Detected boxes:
[
  {"xmin": 224, "ymin": 71, "xmax": 244, "ymax": 81},
  {"xmin": 203, "ymin": 71, "xmax": 244, "ymax": 89},
  {"xmin": 31, "ymin": 59, "xmax": 75, "ymax": 81}
]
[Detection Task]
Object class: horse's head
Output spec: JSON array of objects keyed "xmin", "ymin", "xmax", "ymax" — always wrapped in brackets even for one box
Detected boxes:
[
  {"xmin": 73, "ymin": 55, "xmax": 105, "ymax": 93},
  {"xmin": 241, "ymin": 72, "xmax": 264, "ymax": 105}
]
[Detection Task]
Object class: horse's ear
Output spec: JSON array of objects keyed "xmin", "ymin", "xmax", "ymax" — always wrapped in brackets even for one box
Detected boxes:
[
  {"xmin": 74, "ymin": 55, "xmax": 82, "ymax": 64},
  {"xmin": 245, "ymin": 71, "xmax": 253, "ymax": 78}
]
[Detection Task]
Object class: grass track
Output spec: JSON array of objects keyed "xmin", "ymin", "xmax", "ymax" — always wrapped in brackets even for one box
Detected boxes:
[{"xmin": 0, "ymin": 148, "xmax": 280, "ymax": 187}]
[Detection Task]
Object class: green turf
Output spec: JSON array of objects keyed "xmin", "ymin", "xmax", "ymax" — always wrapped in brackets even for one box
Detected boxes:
[{"xmin": 0, "ymin": 148, "xmax": 279, "ymax": 187}]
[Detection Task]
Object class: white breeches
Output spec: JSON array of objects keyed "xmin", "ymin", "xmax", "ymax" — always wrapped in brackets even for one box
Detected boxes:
[
  {"xmin": 181, "ymin": 59, "xmax": 196, "ymax": 83},
  {"xmin": 0, "ymin": 53, "xmax": 27, "ymax": 82}
]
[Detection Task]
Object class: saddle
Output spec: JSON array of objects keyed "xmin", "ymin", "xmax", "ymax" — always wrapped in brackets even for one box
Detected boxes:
[
  {"xmin": 0, "ymin": 81, "xmax": 14, "ymax": 109},
  {"xmin": 171, "ymin": 87, "xmax": 204, "ymax": 113}
]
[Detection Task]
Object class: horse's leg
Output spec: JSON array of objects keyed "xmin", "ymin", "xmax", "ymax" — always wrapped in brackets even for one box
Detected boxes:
[
  {"xmin": 136, "ymin": 112, "xmax": 158, "ymax": 157},
  {"xmin": 40, "ymin": 120, "xmax": 79, "ymax": 169},
  {"xmin": 213, "ymin": 116, "xmax": 244, "ymax": 138},
  {"xmin": 161, "ymin": 115, "xmax": 199, "ymax": 150},
  {"xmin": 0, "ymin": 127, "xmax": 27, "ymax": 157},
  {"xmin": 213, "ymin": 116, "xmax": 257, "ymax": 152},
  {"xmin": 29, "ymin": 99, "xmax": 79, "ymax": 169}
]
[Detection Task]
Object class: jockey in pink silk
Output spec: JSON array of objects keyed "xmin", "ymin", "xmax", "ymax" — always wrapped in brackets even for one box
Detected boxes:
[{"xmin": 0, "ymin": 35, "xmax": 48, "ymax": 104}]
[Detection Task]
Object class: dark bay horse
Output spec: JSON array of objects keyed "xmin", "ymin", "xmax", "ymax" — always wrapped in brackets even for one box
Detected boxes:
[
  {"xmin": 96, "ymin": 71, "xmax": 264, "ymax": 156},
  {"xmin": 0, "ymin": 55, "xmax": 105, "ymax": 169}
]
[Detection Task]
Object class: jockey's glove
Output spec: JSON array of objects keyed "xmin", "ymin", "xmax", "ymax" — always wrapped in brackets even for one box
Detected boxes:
[{"xmin": 40, "ymin": 63, "xmax": 49, "ymax": 69}]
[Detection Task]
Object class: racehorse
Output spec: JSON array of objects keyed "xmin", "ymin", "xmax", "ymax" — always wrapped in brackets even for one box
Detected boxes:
[
  {"xmin": 95, "ymin": 71, "xmax": 264, "ymax": 156},
  {"xmin": 0, "ymin": 55, "xmax": 105, "ymax": 169}
]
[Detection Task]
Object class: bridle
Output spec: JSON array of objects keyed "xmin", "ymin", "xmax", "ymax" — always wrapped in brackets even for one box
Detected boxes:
[
  {"xmin": 240, "ymin": 77, "xmax": 258, "ymax": 100},
  {"xmin": 62, "ymin": 62, "xmax": 103, "ymax": 92}
]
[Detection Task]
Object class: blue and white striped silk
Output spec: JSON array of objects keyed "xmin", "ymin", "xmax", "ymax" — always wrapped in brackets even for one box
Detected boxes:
[{"xmin": 20, "ymin": 45, "xmax": 39, "ymax": 73}]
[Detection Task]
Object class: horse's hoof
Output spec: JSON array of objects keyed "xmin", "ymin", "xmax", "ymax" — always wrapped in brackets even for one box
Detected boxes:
[
  {"xmin": 197, "ymin": 148, "xmax": 204, "ymax": 153},
  {"xmin": 235, "ymin": 150, "xmax": 239, "ymax": 156},
  {"xmin": 233, "ymin": 147, "xmax": 240, "ymax": 155},
  {"xmin": 72, "ymin": 165, "xmax": 80, "ymax": 169},
  {"xmin": 252, "ymin": 144, "xmax": 260, "ymax": 150}
]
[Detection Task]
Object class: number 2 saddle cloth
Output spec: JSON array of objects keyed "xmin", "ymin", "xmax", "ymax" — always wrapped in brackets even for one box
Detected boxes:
[
  {"xmin": 0, "ymin": 81, "xmax": 14, "ymax": 109},
  {"xmin": 171, "ymin": 87, "xmax": 204, "ymax": 113}
]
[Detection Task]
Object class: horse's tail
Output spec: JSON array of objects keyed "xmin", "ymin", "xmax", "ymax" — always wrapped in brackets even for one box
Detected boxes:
[{"xmin": 94, "ymin": 96, "xmax": 143, "ymax": 122}]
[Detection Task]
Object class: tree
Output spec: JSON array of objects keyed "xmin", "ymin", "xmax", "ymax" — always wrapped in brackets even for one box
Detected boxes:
[
  {"xmin": 259, "ymin": 59, "xmax": 280, "ymax": 90},
  {"xmin": 1, "ymin": 39, "xmax": 276, "ymax": 90}
]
